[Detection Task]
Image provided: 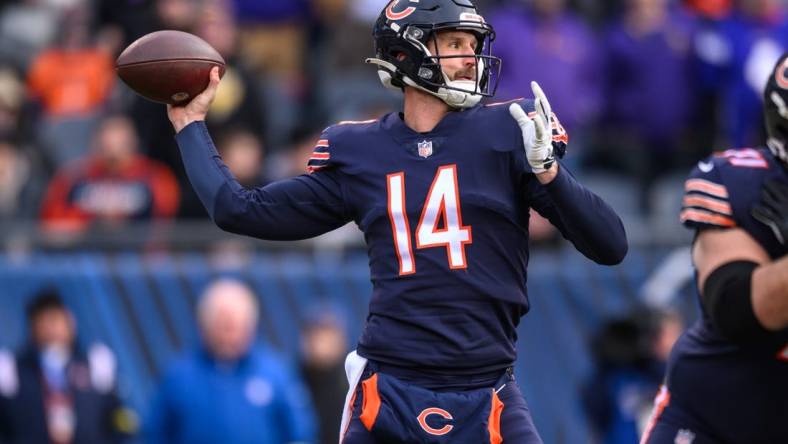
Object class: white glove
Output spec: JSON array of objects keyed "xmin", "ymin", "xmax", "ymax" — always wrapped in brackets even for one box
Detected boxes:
[{"xmin": 509, "ymin": 81, "xmax": 555, "ymax": 174}]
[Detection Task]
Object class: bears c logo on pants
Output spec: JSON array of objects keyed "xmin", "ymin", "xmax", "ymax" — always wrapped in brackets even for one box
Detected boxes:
[{"xmin": 417, "ymin": 408, "xmax": 453, "ymax": 435}]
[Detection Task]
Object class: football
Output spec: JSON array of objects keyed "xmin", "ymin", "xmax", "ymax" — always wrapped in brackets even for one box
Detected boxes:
[{"xmin": 116, "ymin": 30, "xmax": 225, "ymax": 105}]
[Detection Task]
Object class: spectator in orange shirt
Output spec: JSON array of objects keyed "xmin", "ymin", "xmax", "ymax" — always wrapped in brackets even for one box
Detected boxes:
[
  {"xmin": 40, "ymin": 114, "xmax": 179, "ymax": 234},
  {"xmin": 26, "ymin": 6, "xmax": 118, "ymax": 167},
  {"xmin": 26, "ymin": 37, "xmax": 114, "ymax": 119}
]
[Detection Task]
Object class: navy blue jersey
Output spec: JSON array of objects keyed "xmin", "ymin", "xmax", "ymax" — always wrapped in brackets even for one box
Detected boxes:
[
  {"xmin": 666, "ymin": 147, "xmax": 788, "ymax": 442},
  {"xmin": 175, "ymin": 100, "xmax": 626, "ymax": 375}
]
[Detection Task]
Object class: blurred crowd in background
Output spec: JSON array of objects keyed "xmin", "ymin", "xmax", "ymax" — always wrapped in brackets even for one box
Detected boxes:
[
  {"xmin": 0, "ymin": 282, "xmax": 351, "ymax": 444},
  {"xmin": 0, "ymin": 0, "xmax": 785, "ymax": 443},
  {"xmin": 0, "ymin": 0, "xmax": 786, "ymax": 246}
]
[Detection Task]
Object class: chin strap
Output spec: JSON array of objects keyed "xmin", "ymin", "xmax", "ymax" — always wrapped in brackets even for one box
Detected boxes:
[{"xmin": 366, "ymin": 57, "xmax": 483, "ymax": 109}]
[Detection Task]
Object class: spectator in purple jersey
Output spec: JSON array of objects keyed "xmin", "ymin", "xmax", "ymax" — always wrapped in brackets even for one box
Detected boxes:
[
  {"xmin": 685, "ymin": 0, "xmax": 734, "ymax": 167},
  {"xmin": 230, "ymin": 0, "xmax": 310, "ymax": 85},
  {"xmin": 231, "ymin": 0, "xmax": 310, "ymax": 24},
  {"xmin": 489, "ymin": 0, "xmax": 602, "ymax": 152},
  {"xmin": 712, "ymin": 0, "xmax": 788, "ymax": 147},
  {"xmin": 594, "ymin": 0, "xmax": 697, "ymax": 213},
  {"xmin": 164, "ymin": 1, "xmax": 627, "ymax": 442}
]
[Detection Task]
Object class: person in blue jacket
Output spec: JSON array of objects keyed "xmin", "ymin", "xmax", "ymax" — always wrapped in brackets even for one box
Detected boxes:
[{"xmin": 145, "ymin": 278, "xmax": 316, "ymax": 444}]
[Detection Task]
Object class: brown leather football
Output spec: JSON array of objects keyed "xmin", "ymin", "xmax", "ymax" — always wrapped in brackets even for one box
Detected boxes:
[{"xmin": 116, "ymin": 30, "xmax": 225, "ymax": 105}]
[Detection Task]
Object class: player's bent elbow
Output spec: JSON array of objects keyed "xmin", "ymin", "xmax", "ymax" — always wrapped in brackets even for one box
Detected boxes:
[
  {"xmin": 211, "ymin": 199, "xmax": 248, "ymax": 235},
  {"xmin": 604, "ymin": 238, "xmax": 628, "ymax": 265},
  {"xmin": 210, "ymin": 186, "xmax": 270, "ymax": 236},
  {"xmin": 213, "ymin": 209, "xmax": 240, "ymax": 234},
  {"xmin": 211, "ymin": 193, "xmax": 291, "ymax": 240},
  {"xmin": 595, "ymin": 229, "xmax": 628, "ymax": 266}
]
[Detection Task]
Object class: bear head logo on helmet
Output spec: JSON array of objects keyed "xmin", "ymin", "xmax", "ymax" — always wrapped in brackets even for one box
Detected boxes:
[{"xmin": 366, "ymin": 0, "xmax": 501, "ymax": 109}]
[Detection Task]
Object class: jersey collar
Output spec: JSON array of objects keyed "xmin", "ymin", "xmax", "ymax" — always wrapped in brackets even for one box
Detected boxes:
[{"xmin": 381, "ymin": 106, "xmax": 480, "ymax": 142}]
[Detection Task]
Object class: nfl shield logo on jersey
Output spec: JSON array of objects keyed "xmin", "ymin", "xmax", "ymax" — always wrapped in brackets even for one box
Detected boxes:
[
  {"xmin": 418, "ymin": 140, "xmax": 433, "ymax": 158},
  {"xmin": 674, "ymin": 429, "xmax": 695, "ymax": 444}
]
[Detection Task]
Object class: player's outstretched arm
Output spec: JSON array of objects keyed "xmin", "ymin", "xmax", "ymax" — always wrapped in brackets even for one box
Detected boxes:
[
  {"xmin": 167, "ymin": 67, "xmax": 350, "ymax": 240},
  {"xmin": 693, "ymin": 228, "xmax": 788, "ymax": 336},
  {"xmin": 528, "ymin": 168, "xmax": 628, "ymax": 265}
]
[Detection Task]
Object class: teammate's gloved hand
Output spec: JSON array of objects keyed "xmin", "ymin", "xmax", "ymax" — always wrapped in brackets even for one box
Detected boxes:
[
  {"xmin": 509, "ymin": 81, "xmax": 555, "ymax": 174},
  {"xmin": 751, "ymin": 178, "xmax": 788, "ymax": 245}
]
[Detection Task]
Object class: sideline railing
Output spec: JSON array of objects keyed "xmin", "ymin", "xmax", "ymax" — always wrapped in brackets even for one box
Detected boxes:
[{"xmin": 0, "ymin": 213, "xmax": 690, "ymax": 252}]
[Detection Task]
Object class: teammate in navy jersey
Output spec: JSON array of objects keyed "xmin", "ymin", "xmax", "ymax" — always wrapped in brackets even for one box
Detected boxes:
[
  {"xmin": 641, "ymin": 55, "xmax": 788, "ymax": 444},
  {"xmin": 166, "ymin": 1, "xmax": 627, "ymax": 442}
]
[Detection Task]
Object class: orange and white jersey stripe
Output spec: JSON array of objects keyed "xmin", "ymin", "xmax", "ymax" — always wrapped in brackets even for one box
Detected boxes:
[
  {"xmin": 679, "ymin": 208, "xmax": 735, "ymax": 227},
  {"xmin": 681, "ymin": 195, "xmax": 732, "ymax": 216},
  {"xmin": 684, "ymin": 178, "xmax": 729, "ymax": 199},
  {"xmin": 680, "ymin": 176, "xmax": 736, "ymax": 228},
  {"xmin": 307, "ymin": 139, "xmax": 331, "ymax": 173},
  {"xmin": 308, "ymin": 120, "xmax": 380, "ymax": 173}
]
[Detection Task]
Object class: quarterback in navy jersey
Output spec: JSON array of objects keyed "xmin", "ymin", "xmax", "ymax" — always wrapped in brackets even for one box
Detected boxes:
[
  {"xmin": 641, "ymin": 55, "xmax": 788, "ymax": 444},
  {"xmin": 167, "ymin": 0, "xmax": 627, "ymax": 442}
]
